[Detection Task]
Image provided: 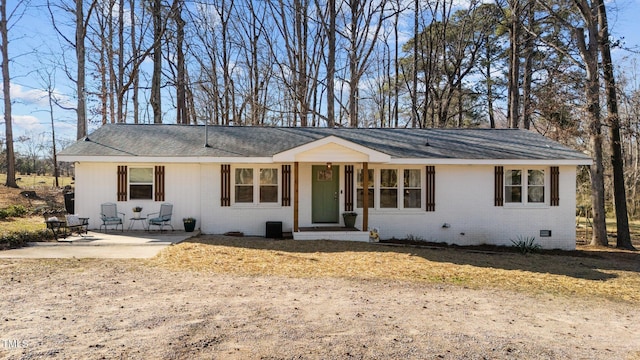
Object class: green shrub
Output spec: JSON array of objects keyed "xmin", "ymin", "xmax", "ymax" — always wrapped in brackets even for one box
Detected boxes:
[
  {"xmin": 0, "ymin": 229, "xmax": 54, "ymax": 249},
  {"xmin": 510, "ymin": 235, "xmax": 542, "ymax": 255},
  {"xmin": 0, "ymin": 204, "xmax": 29, "ymax": 219}
]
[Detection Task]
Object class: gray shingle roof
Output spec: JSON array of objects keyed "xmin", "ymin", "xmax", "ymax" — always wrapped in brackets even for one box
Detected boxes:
[{"xmin": 58, "ymin": 124, "xmax": 590, "ymax": 161}]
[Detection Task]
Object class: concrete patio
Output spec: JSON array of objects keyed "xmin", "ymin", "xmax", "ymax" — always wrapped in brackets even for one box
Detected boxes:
[{"xmin": 0, "ymin": 230, "xmax": 199, "ymax": 259}]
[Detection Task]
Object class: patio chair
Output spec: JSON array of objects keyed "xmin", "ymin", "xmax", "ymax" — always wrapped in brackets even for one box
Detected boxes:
[
  {"xmin": 147, "ymin": 203, "xmax": 174, "ymax": 232},
  {"xmin": 100, "ymin": 202, "xmax": 124, "ymax": 232}
]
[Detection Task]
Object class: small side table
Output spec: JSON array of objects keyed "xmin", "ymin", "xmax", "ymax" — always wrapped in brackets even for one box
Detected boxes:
[{"xmin": 128, "ymin": 217, "xmax": 148, "ymax": 230}]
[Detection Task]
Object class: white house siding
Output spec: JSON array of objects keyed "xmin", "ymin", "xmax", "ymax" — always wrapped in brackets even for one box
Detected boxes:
[
  {"xmin": 200, "ymin": 163, "xmax": 294, "ymax": 236},
  {"xmin": 75, "ymin": 161, "xmax": 577, "ymax": 250},
  {"xmin": 74, "ymin": 162, "xmax": 202, "ymax": 231},
  {"xmin": 362, "ymin": 165, "xmax": 577, "ymax": 250}
]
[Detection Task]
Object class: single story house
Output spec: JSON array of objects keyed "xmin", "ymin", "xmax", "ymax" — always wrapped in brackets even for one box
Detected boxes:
[{"xmin": 57, "ymin": 124, "xmax": 591, "ymax": 250}]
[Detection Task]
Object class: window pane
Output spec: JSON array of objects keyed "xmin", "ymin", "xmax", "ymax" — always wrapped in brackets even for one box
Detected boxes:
[
  {"xmin": 130, "ymin": 168, "xmax": 153, "ymax": 183},
  {"xmin": 528, "ymin": 186, "xmax": 544, "ymax": 203},
  {"xmin": 505, "ymin": 170, "xmax": 521, "ymax": 186},
  {"xmin": 404, "ymin": 169, "xmax": 421, "ymax": 188},
  {"xmin": 357, "ymin": 189, "xmax": 374, "ymax": 208},
  {"xmin": 404, "ymin": 189, "xmax": 421, "ymax": 208},
  {"xmin": 380, "ymin": 169, "xmax": 397, "ymax": 187},
  {"xmin": 130, "ymin": 185, "xmax": 153, "ymax": 199},
  {"xmin": 235, "ymin": 186, "xmax": 253, "ymax": 203},
  {"xmin": 260, "ymin": 186, "xmax": 278, "ymax": 203},
  {"xmin": 357, "ymin": 169, "xmax": 374, "ymax": 188},
  {"xmin": 505, "ymin": 186, "xmax": 522, "ymax": 203},
  {"xmin": 528, "ymin": 170, "xmax": 544, "ymax": 185},
  {"xmin": 260, "ymin": 169, "xmax": 277, "ymax": 185},
  {"xmin": 235, "ymin": 168, "xmax": 253, "ymax": 185},
  {"xmin": 380, "ymin": 189, "xmax": 397, "ymax": 208}
]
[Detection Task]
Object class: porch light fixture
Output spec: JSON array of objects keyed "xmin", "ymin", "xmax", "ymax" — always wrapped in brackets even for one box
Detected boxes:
[{"xmin": 327, "ymin": 162, "xmax": 332, "ymax": 169}]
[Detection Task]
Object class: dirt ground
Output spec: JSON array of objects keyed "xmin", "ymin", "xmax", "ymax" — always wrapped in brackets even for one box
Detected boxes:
[{"xmin": 0, "ymin": 259, "xmax": 638, "ymax": 359}]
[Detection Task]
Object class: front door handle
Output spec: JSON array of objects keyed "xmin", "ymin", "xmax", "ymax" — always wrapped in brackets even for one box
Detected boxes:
[{"xmin": 334, "ymin": 191, "xmax": 338, "ymax": 200}]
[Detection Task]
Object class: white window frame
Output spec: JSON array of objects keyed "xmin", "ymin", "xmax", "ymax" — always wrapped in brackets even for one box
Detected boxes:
[
  {"xmin": 232, "ymin": 166, "xmax": 280, "ymax": 206},
  {"xmin": 357, "ymin": 167, "xmax": 424, "ymax": 211},
  {"xmin": 504, "ymin": 167, "xmax": 548, "ymax": 207}
]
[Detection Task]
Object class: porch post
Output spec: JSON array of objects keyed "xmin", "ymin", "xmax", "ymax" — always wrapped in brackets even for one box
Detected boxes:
[
  {"xmin": 294, "ymin": 162, "xmax": 299, "ymax": 232},
  {"xmin": 362, "ymin": 162, "xmax": 369, "ymax": 231}
]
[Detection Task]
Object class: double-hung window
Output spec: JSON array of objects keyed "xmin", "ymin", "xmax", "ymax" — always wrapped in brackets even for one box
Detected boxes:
[
  {"xmin": 356, "ymin": 169, "xmax": 374, "ymax": 208},
  {"xmin": 259, "ymin": 168, "xmax": 278, "ymax": 203},
  {"xmin": 505, "ymin": 168, "xmax": 545, "ymax": 205},
  {"xmin": 234, "ymin": 167, "xmax": 278, "ymax": 204},
  {"xmin": 380, "ymin": 169, "xmax": 398, "ymax": 208},
  {"xmin": 403, "ymin": 169, "xmax": 421, "ymax": 208},
  {"xmin": 129, "ymin": 168, "xmax": 154, "ymax": 200}
]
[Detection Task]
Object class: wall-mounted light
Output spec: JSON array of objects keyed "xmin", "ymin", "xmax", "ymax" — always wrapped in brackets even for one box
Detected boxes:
[{"xmin": 327, "ymin": 162, "xmax": 332, "ymax": 169}]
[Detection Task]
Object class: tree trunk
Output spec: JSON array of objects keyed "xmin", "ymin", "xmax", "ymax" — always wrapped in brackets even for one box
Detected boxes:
[
  {"xmin": 76, "ymin": 0, "xmax": 87, "ymax": 138},
  {"xmin": 596, "ymin": 0, "xmax": 634, "ymax": 250},
  {"xmin": 48, "ymin": 83, "xmax": 59, "ymax": 188},
  {"xmin": 326, "ymin": 0, "xmax": 336, "ymax": 127},
  {"xmin": 574, "ymin": 11, "xmax": 608, "ymax": 246},
  {"xmin": 411, "ymin": 0, "xmax": 418, "ymax": 128},
  {"xmin": 508, "ymin": 0, "xmax": 520, "ymax": 129},
  {"xmin": 1, "ymin": 0, "xmax": 17, "ymax": 188},
  {"xmin": 151, "ymin": 0, "xmax": 162, "ymax": 124},
  {"xmin": 131, "ymin": 0, "xmax": 139, "ymax": 124},
  {"xmin": 175, "ymin": 1, "xmax": 187, "ymax": 124},
  {"xmin": 521, "ymin": 0, "xmax": 534, "ymax": 130},
  {"xmin": 485, "ymin": 34, "xmax": 495, "ymax": 128}
]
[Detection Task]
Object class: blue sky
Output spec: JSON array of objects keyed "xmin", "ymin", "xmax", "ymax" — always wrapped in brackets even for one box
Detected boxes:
[{"xmin": 2, "ymin": 0, "xmax": 640, "ymax": 155}]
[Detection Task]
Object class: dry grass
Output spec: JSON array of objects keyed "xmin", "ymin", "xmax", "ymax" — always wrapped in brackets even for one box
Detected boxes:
[
  {"xmin": 150, "ymin": 236, "xmax": 640, "ymax": 304},
  {"xmin": 0, "ymin": 173, "xmax": 74, "ymax": 190},
  {"xmin": 0, "ymin": 175, "xmax": 72, "ymax": 238},
  {"xmin": 1, "ymin": 216, "xmax": 47, "ymax": 234}
]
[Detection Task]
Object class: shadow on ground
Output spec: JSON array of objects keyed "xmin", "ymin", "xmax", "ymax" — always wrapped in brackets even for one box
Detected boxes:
[{"xmin": 182, "ymin": 235, "xmax": 640, "ymax": 281}]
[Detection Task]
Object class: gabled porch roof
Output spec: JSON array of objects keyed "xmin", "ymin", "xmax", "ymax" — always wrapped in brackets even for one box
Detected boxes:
[{"xmin": 272, "ymin": 135, "xmax": 391, "ymax": 163}]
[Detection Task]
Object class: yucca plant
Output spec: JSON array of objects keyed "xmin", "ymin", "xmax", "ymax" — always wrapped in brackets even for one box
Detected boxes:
[{"xmin": 510, "ymin": 235, "xmax": 542, "ymax": 255}]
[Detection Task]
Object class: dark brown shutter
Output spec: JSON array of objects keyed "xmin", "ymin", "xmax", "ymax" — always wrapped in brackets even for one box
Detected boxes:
[
  {"xmin": 550, "ymin": 166, "xmax": 559, "ymax": 206},
  {"xmin": 117, "ymin": 165, "xmax": 127, "ymax": 201},
  {"xmin": 154, "ymin": 166, "xmax": 165, "ymax": 201},
  {"xmin": 282, "ymin": 164, "xmax": 291, "ymax": 206},
  {"xmin": 221, "ymin": 164, "xmax": 231, "ymax": 206},
  {"xmin": 345, "ymin": 165, "xmax": 354, "ymax": 211},
  {"xmin": 426, "ymin": 166, "xmax": 435, "ymax": 212},
  {"xmin": 495, "ymin": 166, "xmax": 504, "ymax": 206}
]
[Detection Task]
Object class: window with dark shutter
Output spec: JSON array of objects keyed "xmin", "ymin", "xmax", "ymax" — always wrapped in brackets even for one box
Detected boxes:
[
  {"xmin": 282, "ymin": 165, "xmax": 291, "ymax": 206},
  {"xmin": 550, "ymin": 166, "xmax": 559, "ymax": 206},
  {"xmin": 221, "ymin": 164, "xmax": 231, "ymax": 206},
  {"xmin": 154, "ymin": 166, "xmax": 165, "ymax": 201},
  {"xmin": 495, "ymin": 166, "xmax": 504, "ymax": 206},
  {"xmin": 117, "ymin": 165, "xmax": 128, "ymax": 201},
  {"xmin": 345, "ymin": 165, "xmax": 354, "ymax": 211},
  {"xmin": 426, "ymin": 166, "xmax": 435, "ymax": 212}
]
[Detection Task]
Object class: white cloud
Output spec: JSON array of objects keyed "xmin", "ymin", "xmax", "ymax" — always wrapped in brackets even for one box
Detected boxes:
[
  {"xmin": 4, "ymin": 83, "xmax": 74, "ymax": 108},
  {"xmin": 13, "ymin": 115, "xmax": 44, "ymax": 133},
  {"xmin": 10, "ymin": 84, "xmax": 48, "ymax": 106}
]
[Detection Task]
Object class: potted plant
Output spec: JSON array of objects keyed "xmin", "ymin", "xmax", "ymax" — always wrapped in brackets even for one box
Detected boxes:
[
  {"xmin": 342, "ymin": 212, "xmax": 357, "ymax": 228},
  {"xmin": 132, "ymin": 206, "xmax": 143, "ymax": 219},
  {"xmin": 183, "ymin": 217, "xmax": 196, "ymax": 232}
]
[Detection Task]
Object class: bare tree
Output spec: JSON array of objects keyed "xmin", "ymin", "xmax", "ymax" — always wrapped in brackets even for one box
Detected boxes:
[
  {"xmin": 151, "ymin": 0, "xmax": 163, "ymax": 123},
  {"xmin": 0, "ymin": 0, "xmax": 19, "ymax": 187},
  {"xmin": 342, "ymin": 0, "xmax": 393, "ymax": 127},
  {"xmin": 570, "ymin": 0, "xmax": 608, "ymax": 246},
  {"xmin": 47, "ymin": 0, "xmax": 97, "ymax": 139},
  {"xmin": 506, "ymin": 0, "xmax": 521, "ymax": 128},
  {"xmin": 595, "ymin": 0, "xmax": 633, "ymax": 249}
]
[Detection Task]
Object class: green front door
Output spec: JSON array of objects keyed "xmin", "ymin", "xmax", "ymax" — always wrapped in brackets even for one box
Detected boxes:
[{"xmin": 312, "ymin": 165, "xmax": 339, "ymax": 223}]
